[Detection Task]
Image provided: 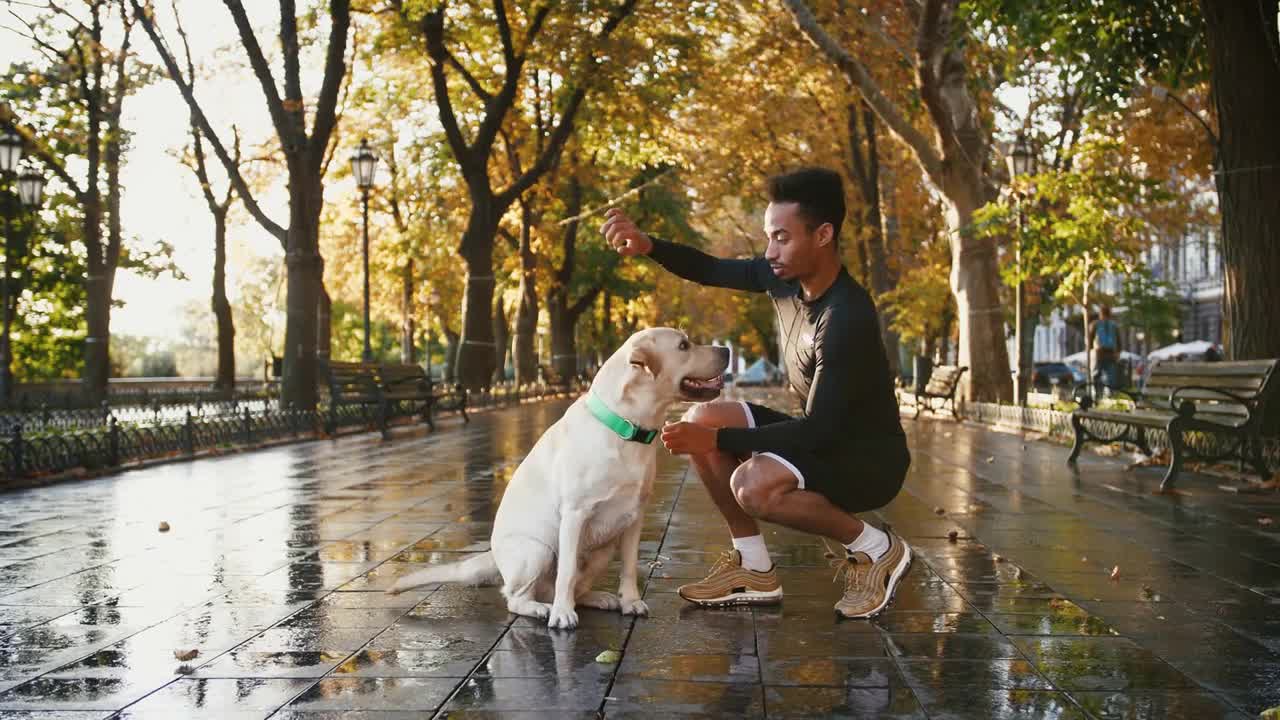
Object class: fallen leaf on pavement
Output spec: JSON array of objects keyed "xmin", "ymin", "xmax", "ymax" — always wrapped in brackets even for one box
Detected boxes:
[
  {"xmin": 595, "ymin": 650, "xmax": 621, "ymax": 664},
  {"xmin": 174, "ymin": 649, "xmax": 198, "ymax": 661}
]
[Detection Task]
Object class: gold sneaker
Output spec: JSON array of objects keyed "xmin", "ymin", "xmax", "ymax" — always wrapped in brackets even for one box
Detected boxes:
[
  {"xmin": 832, "ymin": 529, "xmax": 912, "ymax": 618},
  {"xmin": 677, "ymin": 549, "xmax": 783, "ymax": 606}
]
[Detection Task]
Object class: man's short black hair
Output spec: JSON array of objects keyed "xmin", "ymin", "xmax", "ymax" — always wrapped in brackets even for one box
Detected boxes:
[{"xmin": 766, "ymin": 167, "xmax": 845, "ymax": 247}]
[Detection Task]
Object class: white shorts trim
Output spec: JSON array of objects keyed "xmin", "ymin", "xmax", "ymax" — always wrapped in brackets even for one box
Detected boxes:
[
  {"xmin": 738, "ymin": 402, "xmax": 805, "ymax": 489},
  {"xmin": 756, "ymin": 451, "xmax": 806, "ymax": 490}
]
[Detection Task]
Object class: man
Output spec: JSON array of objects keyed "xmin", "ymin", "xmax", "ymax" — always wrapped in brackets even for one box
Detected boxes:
[
  {"xmin": 601, "ymin": 167, "xmax": 911, "ymax": 619},
  {"xmin": 1092, "ymin": 305, "xmax": 1120, "ymax": 392}
]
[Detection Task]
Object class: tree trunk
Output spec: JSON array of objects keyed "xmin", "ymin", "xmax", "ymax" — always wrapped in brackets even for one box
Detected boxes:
[
  {"xmin": 456, "ymin": 211, "xmax": 499, "ymax": 390},
  {"xmin": 401, "ymin": 259, "xmax": 415, "ymax": 364},
  {"xmin": 848, "ymin": 102, "xmax": 900, "ymax": 379},
  {"xmin": 317, "ymin": 286, "xmax": 331, "ymax": 362},
  {"xmin": 83, "ymin": 273, "xmax": 111, "ymax": 403},
  {"xmin": 1201, "ymin": 0, "xmax": 1280, "ymax": 363},
  {"xmin": 548, "ymin": 303, "xmax": 575, "ymax": 380},
  {"xmin": 212, "ymin": 211, "xmax": 235, "ymax": 396},
  {"xmin": 441, "ymin": 325, "xmax": 460, "ymax": 383},
  {"xmin": 281, "ymin": 173, "xmax": 323, "ymax": 410},
  {"xmin": 941, "ymin": 172, "xmax": 1010, "ymax": 402},
  {"xmin": 514, "ymin": 206, "xmax": 539, "ymax": 386},
  {"xmin": 493, "ymin": 298, "xmax": 510, "ymax": 384}
]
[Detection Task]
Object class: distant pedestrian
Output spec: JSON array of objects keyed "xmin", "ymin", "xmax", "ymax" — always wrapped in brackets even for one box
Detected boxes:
[{"xmin": 1092, "ymin": 306, "xmax": 1120, "ymax": 391}]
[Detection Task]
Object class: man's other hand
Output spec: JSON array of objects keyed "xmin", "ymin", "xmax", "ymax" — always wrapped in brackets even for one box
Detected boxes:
[
  {"xmin": 661, "ymin": 421, "xmax": 717, "ymax": 455},
  {"xmin": 602, "ymin": 208, "xmax": 654, "ymax": 257}
]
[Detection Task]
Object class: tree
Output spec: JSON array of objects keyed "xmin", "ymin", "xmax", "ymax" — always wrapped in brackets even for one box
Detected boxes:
[
  {"xmin": 1200, "ymin": 0, "xmax": 1280, "ymax": 361},
  {"xmin": 974, "ymin": 140, "xmax": 1168, "ymax": 385},
  {"xmin": 2, "ymin": 0, "xmax": 147, "ymax": 402},
  {"xmin": 782, "ymin": 0, "xmax": 1013, "ymax": 401},
  {"xmin": 166, "ymin": 2, "xmax": 239, "ymax": 395},
  {"xmin": 133, "ymin": 0, "xmax": 352, "ymax": 410},
  {"xmin": 387, "ymin": 0, "xmax": 639, "ymax": 390}
]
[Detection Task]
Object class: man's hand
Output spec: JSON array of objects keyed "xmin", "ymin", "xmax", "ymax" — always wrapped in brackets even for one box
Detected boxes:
[
  {"xmin": 602, "ymin": 208, "xmax": 653, "ymax": 257},
  {"xmin": 661, "ymin": 421, "xmax": 717, "ymax": 455}
]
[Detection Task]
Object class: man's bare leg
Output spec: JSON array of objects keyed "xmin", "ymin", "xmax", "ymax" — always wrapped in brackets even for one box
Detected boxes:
[{"xmin": 683, "ymin": 402, "xmax": 762, "ymax": 539}]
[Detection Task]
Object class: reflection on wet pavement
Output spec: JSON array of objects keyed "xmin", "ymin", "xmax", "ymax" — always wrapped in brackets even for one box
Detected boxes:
[{"xmin": 1, "ymin": 389, "xmax": 1277, "ymax": 718}]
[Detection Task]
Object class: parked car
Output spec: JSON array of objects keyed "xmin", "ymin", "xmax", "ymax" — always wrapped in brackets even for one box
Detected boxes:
[{"xmin": 1030, "ymin": 362, "xmax": 1085, "ymax": 392}]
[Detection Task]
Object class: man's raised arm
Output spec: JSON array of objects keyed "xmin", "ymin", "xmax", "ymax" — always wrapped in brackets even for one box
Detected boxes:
[{"xmin": 601, "ymin": 208, "xmax": 773, "ymax": 293}]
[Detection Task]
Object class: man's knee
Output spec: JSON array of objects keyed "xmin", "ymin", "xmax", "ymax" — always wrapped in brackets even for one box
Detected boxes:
[
  {"xmin": 730, "ymin": 459, "xmax": 781, "ymax": 518},
  {"xmin": 683, "ymin": 400, "xmax": 749, "ymax": 430}
]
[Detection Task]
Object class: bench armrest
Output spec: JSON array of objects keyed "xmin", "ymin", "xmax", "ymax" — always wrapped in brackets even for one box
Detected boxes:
[{"xmin": 1168, "ymin": 385, "xmax": 1256, "ymax": 422}]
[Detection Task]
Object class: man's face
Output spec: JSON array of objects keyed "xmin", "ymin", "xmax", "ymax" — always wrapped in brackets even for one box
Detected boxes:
[{"xmin": 763, "ymin": 201, "xmax": 830, "ymax": 280}]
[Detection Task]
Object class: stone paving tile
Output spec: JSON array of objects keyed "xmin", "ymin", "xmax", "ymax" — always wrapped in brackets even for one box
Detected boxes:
[{"xmin": 2, "ymin": 390, "xmax": 1280, "ymax": 717}]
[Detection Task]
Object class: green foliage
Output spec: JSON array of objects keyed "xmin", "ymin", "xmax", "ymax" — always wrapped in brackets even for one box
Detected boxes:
[
  {"xmin": 1119, "ymin": 273, "xmax": 1182, "ymax": 346},
  {"xmin": 975, "ymin": 140, "xmax": 1171, "ymax": 308},
  {"xmin": 965, "ymin": 0, "xmax": 1207, "ymax": 106}
]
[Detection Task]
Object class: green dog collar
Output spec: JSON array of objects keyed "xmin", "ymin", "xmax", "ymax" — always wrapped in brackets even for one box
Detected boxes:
[{"xmin": 586, "ymin": 393, "xmax": 658, "ymax": 444}]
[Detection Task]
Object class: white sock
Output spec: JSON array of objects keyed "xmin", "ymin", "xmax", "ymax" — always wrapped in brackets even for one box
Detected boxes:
[
  {"xmin": 731, "ymin": 534, "xmax": 772, "ymax": 572},
  {"xmin": 843, "ymin": 524, "xmax": 890, "ymax": 562}
]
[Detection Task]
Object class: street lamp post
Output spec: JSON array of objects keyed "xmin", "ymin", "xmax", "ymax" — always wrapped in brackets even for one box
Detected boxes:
[
  {"xmin": 349, "ymin": 138, "xmax": 379, "ymax": 363},
  {"xmin": 1006, "ymin": 131, "xmax": 1037, "ymax": 405},
  {"xmin": 424, "ymin": 285, "xmax": 441, "ymax": 381},
  {"xmin": 1, "ymin": 130, "xmax": 45, "ymax": 405}
]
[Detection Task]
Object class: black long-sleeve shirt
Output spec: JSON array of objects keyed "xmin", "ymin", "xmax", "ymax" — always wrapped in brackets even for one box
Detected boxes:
[{"xmin": 648, "ymin": 238, "xmax": 905, "ymax": 460}]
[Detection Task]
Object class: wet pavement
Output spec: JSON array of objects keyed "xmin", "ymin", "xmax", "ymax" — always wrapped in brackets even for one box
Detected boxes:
[{"xmin": 1, "ymin": 388, "xmax": 1278, "ymax": 718}]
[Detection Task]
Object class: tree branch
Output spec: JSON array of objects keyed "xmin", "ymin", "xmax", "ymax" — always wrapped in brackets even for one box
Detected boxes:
[
  {"xmin": 569, "ymin": 283, "xmax": 602, "ymax": 320},
  {"xmin": 0, "ymin": 112, "xmax": 83, "ymax": 198},
  {"xmin": 318, "ymin": 16, "xmax": 357, "ymax": 178},
  {"xmin": 308, "ymin": 0, "xmax": 351, "ymax": 165},
  {"xmin": 780, "ymin": 0, "xmax": 944, "ymax": 182},
  {"xmin": 131, "ymin": 0, "xmax": 286, "ymax": 244},
  {"xmin": 420, "ymin": 7, "xmax": 473, "ymax": 168},
  {"xmin": 222, "ymin": 0, "xmax": 292, "ymax": 149},
  {"xmin": 444, "ymin": 46, "xmax": 492, "ymax": 103},
  {"xmin": 498, "ymin": 0, "xmax": 638, "ymax": 206},
  {"xmin": 493, "ymin": 0, "xmax": 516, "ymax": 67},
  {"xmin": 279, "ymin": 0, "xmax": 303, "ymax": 105}
]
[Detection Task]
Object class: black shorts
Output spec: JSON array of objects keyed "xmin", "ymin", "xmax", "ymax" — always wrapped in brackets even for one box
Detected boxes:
[{"xmin": 738, "ymin": 401, "xmax": 909, "ymax": 514}]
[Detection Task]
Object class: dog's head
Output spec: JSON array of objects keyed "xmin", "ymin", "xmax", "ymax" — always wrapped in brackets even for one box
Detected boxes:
[{"xmin": 616, "ymin": 328, "xmax": 731, "ymax": 405}]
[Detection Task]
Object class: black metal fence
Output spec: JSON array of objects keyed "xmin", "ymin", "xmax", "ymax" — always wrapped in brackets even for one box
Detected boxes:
[{"xmin": 1, "ymin": 379, "xmax": 587, "ymax": 481}]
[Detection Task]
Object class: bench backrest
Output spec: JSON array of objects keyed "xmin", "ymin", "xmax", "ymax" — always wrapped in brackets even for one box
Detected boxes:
[
  {"xmin": 379, "ymin": 363, "xmax": 432, "ymax": 392},
  {"xmin": 322, "ymin": 360, "xmax": 381, "ymax": 402},
  {"xmin": 1139, "ymin": 359, "xmax": 1278, "ymax": 423},
  {"xmin": 924, "ymin": 366, "xmax": 968, "ymax": 397}
]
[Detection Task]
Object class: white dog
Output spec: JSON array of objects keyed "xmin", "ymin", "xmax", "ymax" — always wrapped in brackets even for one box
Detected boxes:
[{"xmin": 387, "ymin": 328, "xmax": 730, "ymax": 629}]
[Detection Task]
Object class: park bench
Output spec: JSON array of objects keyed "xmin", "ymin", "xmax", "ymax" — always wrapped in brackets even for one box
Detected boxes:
[
  {"xmin": 1068, "ymin": 359, "xmax": 1278, "ymax": 491},
  {"xmin": 321, "ymin": 360, "xmax": 469, "ymax": 438},
  {"xmin": 912, "ymin": 365, "xmax": 968, "ymax": 420},
  {"xmin": 378, "ymin": 362, "xmax": 469, "ymax": 434},
  {"xmin": 321, "ymin": 360, "xmax": 383, "ymax": 435}
]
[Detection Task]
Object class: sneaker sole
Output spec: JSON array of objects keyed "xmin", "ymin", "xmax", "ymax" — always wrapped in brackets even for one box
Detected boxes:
[
  {"xmin": 836, "ymin": 544, "xmax": 913, "ymax": 619},
  {"xmin": 680, "ymin": 586, "xmax": 784, "ymax": 607}
]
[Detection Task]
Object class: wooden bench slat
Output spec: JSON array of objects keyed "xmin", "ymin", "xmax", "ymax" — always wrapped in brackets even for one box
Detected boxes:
[
  {"xmin": 1140, "ymin": 389, "xmax": 1259, "ymax": 410},
  {"xmin": 1144, "ymin": 375, "xmax": 1267, "ymax": 392},
  {"xmin": 1148, "ymin": 360, "xmax": 1277, "ymax": 377}
]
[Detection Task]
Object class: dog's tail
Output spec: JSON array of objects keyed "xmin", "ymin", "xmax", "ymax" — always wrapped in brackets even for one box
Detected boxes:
[{"xmin": 385, "ymin": 551, "xmax": 500, "ymax": 595}]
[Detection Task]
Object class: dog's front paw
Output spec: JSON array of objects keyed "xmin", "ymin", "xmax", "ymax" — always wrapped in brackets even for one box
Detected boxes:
[
  {"xmin": 547, "ymin": 603, "xmax": 579, "ymax": 630},
  {"xmin": 620, "ymin": 597, "xmax": 649, "ymax": 617},
  {"xmin": 578, "ymin": 591, "xmax": 621, "ymax": 611}
]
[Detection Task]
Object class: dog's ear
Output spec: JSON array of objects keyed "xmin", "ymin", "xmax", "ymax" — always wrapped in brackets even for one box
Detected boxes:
[{"xmin": 628, "ymin": 340, "xmax": 662, "ymax": 378}]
